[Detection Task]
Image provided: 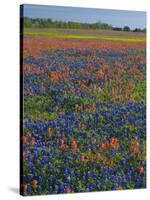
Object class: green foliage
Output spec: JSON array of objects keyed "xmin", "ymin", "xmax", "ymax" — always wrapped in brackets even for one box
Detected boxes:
[
  {"xmin": 133, "ymin": 79, "xmax": 146, "ymax": 103},
  {"xmin": 22, "ymin": 17, "xmax": 146, "ymax": 32},
  {"xmin": 123, "ymin": 26, "xmax": 130, "ymax": 32},
  {"xmin": 22, "ymin": 17, "xmax": 112, "ymax": 30},
  {"xmin": 23, "ymin": 17, "xmax": 32, "ymax": 28}
]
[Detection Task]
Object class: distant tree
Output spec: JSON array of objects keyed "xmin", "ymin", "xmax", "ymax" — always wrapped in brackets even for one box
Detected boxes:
[
  {"xmin": 133, "ymin": 28, "xmax": 146, "ymax": 32},
  {"xmin": 133, "ymin": 28, "xmax": 138, "ymax": 32},
  {"xmin": 142, "ymin": 28, "xmax": 146, "ymax": 32},
  {"xmin": 101, "ymin": 23, "xmax": 112, "ymax": 30},
  {"xmin": 22, "ymin": 17, "xmax": 114, "ymax": 30},
  {"xmin": 23, "ymin": 17, "xmax": 32, "ymax": 28},
  {"xmin": 123, "ymin": 26, "xmax": 130, "ymax": 32},
  {"xmin": 112, "ymin": 27, "xmax": 122, "ymax": 31},
  {"xmin": 133, "ymin": 28, "xmax": 141, "ymax": 32}
]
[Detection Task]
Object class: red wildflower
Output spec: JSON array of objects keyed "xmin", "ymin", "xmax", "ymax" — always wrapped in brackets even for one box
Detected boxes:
[
  {"xmin": 131, "ymin": 137, "xmax": 140, "ymax": 155},
  {"xmin": 21, "ymin": 183, "xmax": 27, "ymax": 191},
  {"xmin": 21, "ymin": 136, "xmax": 27, "ymax": 142}
]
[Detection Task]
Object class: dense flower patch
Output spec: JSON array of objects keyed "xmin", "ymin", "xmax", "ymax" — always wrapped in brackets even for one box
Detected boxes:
[{"xmin": 21, "ymin": 37, "xmax": 146, "ymax": 195}]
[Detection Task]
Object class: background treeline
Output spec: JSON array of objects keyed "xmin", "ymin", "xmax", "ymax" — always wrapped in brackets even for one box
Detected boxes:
[{"xmin": 22, "ymin": 17, "xmax": 146, "ymax": 32}]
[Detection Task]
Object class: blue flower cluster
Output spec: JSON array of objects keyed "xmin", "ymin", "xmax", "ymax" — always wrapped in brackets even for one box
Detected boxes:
[{"xmin": 21, "ymin": 46, "xmax": 146, "ymax": 195}]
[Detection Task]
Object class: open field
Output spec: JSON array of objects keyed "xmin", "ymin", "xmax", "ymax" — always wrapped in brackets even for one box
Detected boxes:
[
  {"xmin": 23, "ymin": 28, "xmax": 146, "ymax": 42},
  {"xmin": 21, "ymin": 29, "xmax": 146, "ymax": 195}
]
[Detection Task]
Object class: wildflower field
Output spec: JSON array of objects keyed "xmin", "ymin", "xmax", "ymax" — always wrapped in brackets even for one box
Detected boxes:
[{"xmin": 21, "ymin": 29, "xmax": 146, "ymax": 195}]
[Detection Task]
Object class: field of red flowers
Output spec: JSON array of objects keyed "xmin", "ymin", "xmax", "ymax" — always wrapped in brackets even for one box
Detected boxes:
[{"xmin": 21, "ymin": 35, "xmax": 146, "ymax": 195}]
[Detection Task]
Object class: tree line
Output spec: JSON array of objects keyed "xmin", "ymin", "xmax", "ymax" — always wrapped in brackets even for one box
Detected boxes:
[{"xmin": 22, "ymin": 17, "xmax": 146, "ymax": 32}]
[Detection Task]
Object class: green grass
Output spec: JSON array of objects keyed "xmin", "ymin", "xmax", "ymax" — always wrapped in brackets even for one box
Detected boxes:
[{"xmin": 23, "ymin": 28, "xmax": 146, "ymax": 42}]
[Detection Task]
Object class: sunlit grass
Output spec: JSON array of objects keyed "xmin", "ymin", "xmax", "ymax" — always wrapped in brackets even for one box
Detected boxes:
[{"xmin": 24, "ymin": 30, "xmax": 145, "ymax": 42}]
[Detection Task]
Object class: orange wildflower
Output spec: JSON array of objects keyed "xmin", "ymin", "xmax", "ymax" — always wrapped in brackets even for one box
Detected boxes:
[
  {"xmin": 32, "ymin": 179, "xmax": 38, "ymax": 185},
  {"xmin": 59, "ymin": 139, "xmax": 66, "ymax": 150},
  {"xmin": 97, "ymin": 68, "xmax": 104, "ymax": 79},
  {"xmin": 31, "ymin": 137, "xmax": 36, "ymax": 145},
  {"xmin": 49, "ymin": 71, "xmax": 60, "ymax": 82},
  {"xmin": 75, "ymin": 103, "xmax": 83, "ymax": 111},
  {"xmin": 65, "ymin": 186, "xmax": 72, "ymax": 193},
  {"xmin": 139, "ymin": 166, "xmax": 145, "ymax": 174},
  {"xmin": 26, "ymin": 131, "xmax": 32, "ymax": 137},
  {"xmin": 131, "ymin": 137, "xmax": 140, "ymax": 155},
  {"xmin": 109, "ymin": 137, "xmax": 119, "ymax": 149},
  {"xmin": 70, "ymin": 139, "xmax": 78, "ymax": 151},
  {"xmin": 47, "ymin": 127, "xmax": 53, "ymax": 138},
  {"xmin": 80, "ymin": 155, "xmax": 88, "ymax": 162},
  {"xmin": 99, "ymin": 141, "xmax": 109, "ymax": 149}
]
